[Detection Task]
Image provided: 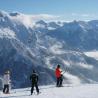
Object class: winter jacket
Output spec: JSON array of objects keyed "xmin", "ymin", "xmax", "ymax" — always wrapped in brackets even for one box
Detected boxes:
[
  {"xmin": 55, "ymin": 68, "xmax": 62, "ymax": 78},
  {"xmin": 3, "ymin": 74, "xmax": 10, "ymax": 85},
  {"xmin": 30, "ymin": 73, "xmax": 38, "ymax": 84}
]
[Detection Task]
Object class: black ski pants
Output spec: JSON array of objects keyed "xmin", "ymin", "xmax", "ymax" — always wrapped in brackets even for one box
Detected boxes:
[
  {"xmin": 56, "ymin": 76, "xmax": 63, "ymax": 87},
  {"xmin": 3, "ymin": 84, "xmax": 9, "ymax": 93},
  {"xmin": 31, "ymin": 83, "xmax": 39, "ymax": 94}
]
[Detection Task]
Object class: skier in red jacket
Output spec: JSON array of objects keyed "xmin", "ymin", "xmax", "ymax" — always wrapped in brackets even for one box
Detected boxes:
[{"xmin": 55, "ymin": 65, "xmax": 63, "ymax": 87}]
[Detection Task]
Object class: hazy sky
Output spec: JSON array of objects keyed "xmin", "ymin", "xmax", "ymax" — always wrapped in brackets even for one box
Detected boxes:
[{"xmin": 0, "ymin": 0, "xmax": 98, "ymax": 21}]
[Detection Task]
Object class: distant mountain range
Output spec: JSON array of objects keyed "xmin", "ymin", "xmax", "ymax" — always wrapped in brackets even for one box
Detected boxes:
[{"xmin": 0, "ymin": 11, "xmax": 98, "ymax": 88}]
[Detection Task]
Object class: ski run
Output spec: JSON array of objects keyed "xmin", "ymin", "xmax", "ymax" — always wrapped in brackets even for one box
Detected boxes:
[{"xmin": 0, "ymin": 84, "xmax": 98, "ymax": 98}]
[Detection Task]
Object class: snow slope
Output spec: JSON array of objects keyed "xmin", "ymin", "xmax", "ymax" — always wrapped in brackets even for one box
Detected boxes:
[
  {"xmin": 0, "ymin": 84, "xmax": 98, "ymax": 98},
  {"xmin": 85, "ymin": 51, "xmax": 98, "ymax": 60}
]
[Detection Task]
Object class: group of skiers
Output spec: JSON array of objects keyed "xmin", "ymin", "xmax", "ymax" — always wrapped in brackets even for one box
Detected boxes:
[{"xmin": 2, "ymin": 64, "xmax": 63, "ymax": 95}]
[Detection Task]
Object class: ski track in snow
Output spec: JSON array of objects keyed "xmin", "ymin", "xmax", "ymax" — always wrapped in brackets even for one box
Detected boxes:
[{"xmin": 0, "ymin": 84, "xmax": 98, "ymax": 98}]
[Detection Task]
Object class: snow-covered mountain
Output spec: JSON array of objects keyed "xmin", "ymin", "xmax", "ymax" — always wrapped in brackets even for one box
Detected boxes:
[
  {"xmin": 0, "ymin": 11, "xmax": 98, "ymax": 88},
  {"xmin": 48, "ymin": 20, "xmax": 98, "ymax": 50}
]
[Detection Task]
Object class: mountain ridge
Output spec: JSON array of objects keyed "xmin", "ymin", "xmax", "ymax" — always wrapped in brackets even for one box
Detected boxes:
[{"xmin": 0, "ymin": 11, "xmax": 98, "ymax": 88}]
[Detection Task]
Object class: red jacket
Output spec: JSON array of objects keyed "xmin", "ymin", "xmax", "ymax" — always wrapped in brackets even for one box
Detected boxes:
[{"xmin": 55, "ymin": 68, "xmax": 61, "ymax": 78}]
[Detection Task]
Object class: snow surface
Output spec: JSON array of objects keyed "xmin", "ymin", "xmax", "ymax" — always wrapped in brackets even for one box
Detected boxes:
[
  {"xmin": 85, "ymin": 51, "xmax": 98, "ymax": 60},
  {"xmin": 0, "ymin": 28, "xmax": 16, "ymax": 39},
  {"xmin": 0, "ymin": 84, "xmax": 98, "ymax": 98}
]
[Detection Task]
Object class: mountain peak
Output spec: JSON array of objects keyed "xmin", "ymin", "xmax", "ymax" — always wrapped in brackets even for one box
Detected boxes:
[
  {"xmin": 9, "ymin": 12, "xmax": 20, "ymax": 16},
  {"xmin": 0, "ymin": 10, "xmax": 8, "ymax": 17},
  {"xmin": 36, "ymin": 20, "xmax": 47, "ymax": 25}
]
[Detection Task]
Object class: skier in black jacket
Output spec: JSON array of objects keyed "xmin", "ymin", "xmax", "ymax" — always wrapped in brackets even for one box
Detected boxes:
[{"xmin": 30, "ymin": 70, "xmax": 39, "ymax": 95}]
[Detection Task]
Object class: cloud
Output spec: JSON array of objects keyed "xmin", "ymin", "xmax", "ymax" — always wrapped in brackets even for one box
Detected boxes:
[
  {"xmin": 71, "ymin": 13, "xmax": 89, "ymax": 17},
  {"xmin": 71, "ymin": 13, "xmax": 96, "ymax": 18},
  {"xmin": 31, "ymin": 14, "xmax": 60, "ymax": 21},
  {"xmin": 31, "ymin": 13, "xmax": 95, "ymax": 22},
  {"xmin": 81, "ymin": 14, "xmax": 90, "ymax": 17},
  {"xmin": 31, "ymin": 13, "xmax": 98, "ymax": 22},
  {"xmin": 64, "ymin": 13, "xmax": 98, "ymax": 21}
]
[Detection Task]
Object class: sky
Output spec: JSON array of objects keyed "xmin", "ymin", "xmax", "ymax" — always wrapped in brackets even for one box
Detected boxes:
[{"xmin": 0, "ymin": 0, "xmax": 98, "ymax": 21}]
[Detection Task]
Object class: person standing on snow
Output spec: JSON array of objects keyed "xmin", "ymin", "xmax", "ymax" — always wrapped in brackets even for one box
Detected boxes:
[
  {"xmin": 55, "ymin": 65, "xmax": 63, "ymax": 87},
  {"xmin": 3, "ymin": 70, "xmax": 11, "ymax": 94},
  {"xmin": 30, "ymin": 70, "xmax": 39, "ymax": 95}
]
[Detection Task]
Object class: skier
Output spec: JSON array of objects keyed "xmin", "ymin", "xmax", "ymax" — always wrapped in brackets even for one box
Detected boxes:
[
  {"xmin": 3, "ymin": 70, "xmax": 11, "ymax": 94},
  {"xmin": 55, "ymin": 65, "xmax": 63, "ymax": 87},
  {"xmin": 30, "ymin": 70, "xmax": 39, "ymax": 95}
]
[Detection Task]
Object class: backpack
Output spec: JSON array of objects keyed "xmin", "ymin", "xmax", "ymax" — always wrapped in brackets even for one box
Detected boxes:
[{"xmin": 30, "ymin": 73, "xmax": 38, "ymax": 83}]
